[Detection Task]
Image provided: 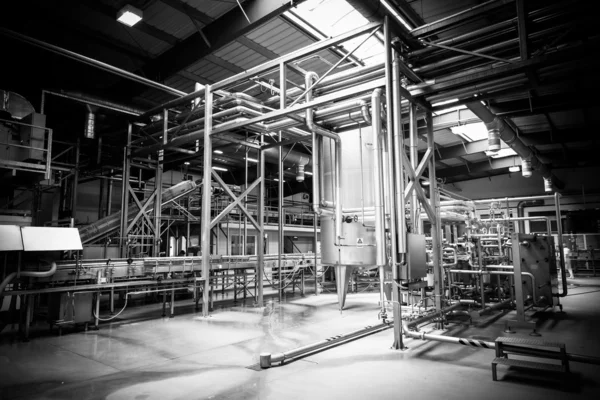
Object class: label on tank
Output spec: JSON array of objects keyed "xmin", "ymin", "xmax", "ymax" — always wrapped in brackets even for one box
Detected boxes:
[{"xmin": 357, "ymin": 238, "xmax": 364, "ymax": 247}]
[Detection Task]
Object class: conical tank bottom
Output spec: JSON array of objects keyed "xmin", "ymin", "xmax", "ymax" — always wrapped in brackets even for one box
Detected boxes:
[{"xmin": 335, "ymin": 265, "xmax": 355, "ymax": 310}]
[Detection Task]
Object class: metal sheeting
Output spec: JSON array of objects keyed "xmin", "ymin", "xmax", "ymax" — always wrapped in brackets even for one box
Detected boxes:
[
  {"xmin": 19, "ymin": 227, "xmax": 83, "ymax": 251},
  {"xmin": 547, "ymin": 110, "xmax": 586, "ymax": 129},
  {"xmin": 432, "ymin": 129, "xmax": 462, "ymax": 146},
  {"xmin": 183, "ymin": 0, "xmax": 240, "ymax": 19},
  {"xmin": 0, "ymin": 226, "xmax": 24, "ymax": 251},
  {"xmin": 441, "ymin": 158, "xmax": 467, "ymax": 166},
  {"xmin": 511, "ymin": 115, "xmax": 551, "ymax": 133},
  {"xmin": 143, "ymin": 2, "xmax": 196, "ymax": 40},
  {"xmin": 214, "ymin": 41, "xmax": 271, "ymax": 71},
  {"xmin": 187, "ymin": 59, "xmax": 234, "ymax": 83},
  {"xmin": 461, "ymin": 153, "xmax": 490, "ymax": 163},
  {"xmin": 164, "ymin": 75, "xmax": 196, "ymax": 93}
]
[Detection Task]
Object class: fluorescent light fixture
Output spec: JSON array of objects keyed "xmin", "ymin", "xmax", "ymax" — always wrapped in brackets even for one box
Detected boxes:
[
  {"xmin": 305, "ymin": 171, "xmax": 313, "ymax": 176},
  {"xmin": 431, "ymin": 98, "xmax": 459, "ymax": 108},
  {"xmin": 184, "ymin": 161, "xmax": 190, "ymax": 166},
  {"xmin": 274, "ymin": 178, "xmax": 285, "ymax": 182},
  {"xmin": 421, "ymin": 180, "xmax": 430, "ymax": 186},
  {"xmin": 380, "ymin": 0, "xmax": 413, "ymax": 30},
  {"xmin": 117, "ymin": 5, "xmax": 143, "ymax": 27},
  {"xmin": 450, "ymin": 122, "xmax": 488, "ymax": 142},
  {"xmin": 213, "ymin": 150, "xmax": 223, "ymax": 154},
  {"xmin": 508, "ymin": 165, "xmax": 520, "ymax": 172},
  {"xmin": 245, "ymin": 157, "xmax": 258, "ymax": 163},
  {"xmin": 212, "ymin": 166, "xmax": 227, "ymax": 172},
  {"xmin": 488, "ymin": 148, "xmax": 517, "ymax": 158}
]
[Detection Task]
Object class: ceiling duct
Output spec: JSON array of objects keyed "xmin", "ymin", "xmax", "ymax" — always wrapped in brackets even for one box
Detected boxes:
[
  {"xmin": 0, "ymin": 89, "xmax": 35, "ymax": 119},
  {"xmin": 467, "ymin": 101, "xmax": 563, "ymax": 190}
]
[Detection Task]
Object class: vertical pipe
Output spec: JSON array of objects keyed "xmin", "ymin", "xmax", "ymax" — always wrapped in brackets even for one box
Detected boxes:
[
  {"xmin": 201, "ymin": 86, "xmax": 213, "ymax": 317},
  {"xmin": 72, "ymin": 139, "xmax": 80, "ymax": 221},
  {"xmin": 372, "ymin": 89, "xmax": 386, "ymax": 317},
  {"xmin": 120, "ymin": 125, "xmax": 132, "ymax": 258},
  {"xmin": 555, "ymin": 192, "xmax": 567, "ymax": 296},
  {"xmin": 391, "ymin": 47, "xmax": 405, "ymax": 348},
  {"xmin": 278, "ymin": 131, "xmax": 284, "ymax": 302},
  {"xmin": 154, "ymin": 109, "xmax": 167, "ymax": 256},
  {"xmin": 107, "ymin": 169, "xmax": 113, "ymax": 216},
  {"xmin": 257, "ymin": 136, "xmax": 265, "ymax": 306},
  {"xmin": 98, "ymin": 175, "xmax": 105, "ymax": 219},
  {"xmin": 314, "ymin": 213, "xmax": 319, "ymax": 296},
  {"xmin": 383, "ymin": 15, "xmax": 396, "ymax": 318},
  {"xmin": 426, "ymin": 111, "xmax": 443, "ymax": 312},
  {"xmin": 409, "ymin": 105, "xmax": 419, "ymax": 233}
]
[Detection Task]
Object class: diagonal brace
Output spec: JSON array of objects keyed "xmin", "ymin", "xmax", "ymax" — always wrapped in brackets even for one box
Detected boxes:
[
  {"xmin": 127, "ymin": 188, "xmax": 157, "ymax": 233},
  {"xmin": 211, "ymin": 171, "xmax": 262, "ymax": 232}
]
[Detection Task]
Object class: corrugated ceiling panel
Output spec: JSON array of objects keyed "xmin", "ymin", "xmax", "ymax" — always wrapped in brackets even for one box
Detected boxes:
[
  {"xmin": 66, "ymin": 3, "xmax": 169, "ymax": 56},
  {"xmin": 462, "ymin": 153, "xmax": 489, "ymax": 163},
  {"xmin": 441, "ymin": 158, "xmax": 465, "ymax": 166},
  {"xmin": 434, "ymin": 129, "xmax": 463, "ymax": 147},
  {"xmin": 511, "ymin": 115, "xmax": 550, "ymax": 133},
  {"xmin": 144, "ymin": 2, "xmax": 195, "ymax": 40},
  {"xmin": 183, "ymin": 0, "xmax": 239, "ymax": 19},
  {"xmin": 247, "ymin": 18, "xmax": 288, "ymax": 44},
  {"xmin": 547, "ymin": 110, "xmax": 585, "ymax": 129}
]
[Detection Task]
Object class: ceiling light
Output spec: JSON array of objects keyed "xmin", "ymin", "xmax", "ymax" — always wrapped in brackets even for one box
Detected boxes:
[
  {"xmin": 421, "ymin": 180, "xmax": 430, "ymax": 186},
  {"xmin": 274, "ymin": 178, "xmax": 285, "ymax": 182},
  {"xmin": 305, "ymin": 171, "xmax": 313, "ymax": 176},
  {"xmin": 213, "ymin": 150, "xmax": 223, "ymax": 154},
  {"xmin": 184, "ymin": 161, "xmax": 190, "ymax": 165},
  {"xmin": 245, "ymin": 157, "xmax": 258, "ymax": 163},
  {"xmin": 117, "ymin": 5, "xmax": 143, "ymax": 27},
  {"xmin": 212, "ymin": 166, "xmax": 227, "ymax": 172},
  {"xmin": 450, "ymin": 122, "xmax": 488, "ymax": 142},
  {"xmin": 509, "ymin": 165, "xmax": 520, "ymax": 172}
]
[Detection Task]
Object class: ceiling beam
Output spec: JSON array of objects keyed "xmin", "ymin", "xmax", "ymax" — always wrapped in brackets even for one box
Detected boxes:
[
  {"xmin": 410, "ymin": 0, "xmax": 514, "ymax": 38},
  {"xmin": 237, "ymin": 36, "xmax": 279, "ymax": 59},
  {"xmin": 436, "ymin": 155, "xmax": 520, "ymax": 178},
  {"xmin": 159, "ymin": 0, "xmax": 213, "ymax": 25},
  {"xmin": 140, "ymin": 0, "xmax": 303, "ymax": 82}
]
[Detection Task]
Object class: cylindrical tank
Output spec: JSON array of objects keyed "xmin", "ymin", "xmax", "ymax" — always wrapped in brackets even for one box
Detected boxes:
[{"xmin": 320, "ymin": 127, "xmax": 377, "ymax": 267}]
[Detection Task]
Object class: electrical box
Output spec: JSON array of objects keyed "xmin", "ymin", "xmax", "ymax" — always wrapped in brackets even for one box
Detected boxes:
[{"xmin": 400, "ymin": 233, "xmax": 427, "ymax": 280}]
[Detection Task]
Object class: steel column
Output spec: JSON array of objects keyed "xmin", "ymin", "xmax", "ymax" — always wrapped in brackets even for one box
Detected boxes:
[{"xmin": 201, "ymin": 86, "xmax": 213, "ymax": 317}]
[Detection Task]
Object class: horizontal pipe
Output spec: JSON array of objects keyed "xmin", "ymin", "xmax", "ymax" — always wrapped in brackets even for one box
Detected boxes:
[{"xmin": 260, "ymin": 321, "xmax": 392, "ymax": 368}]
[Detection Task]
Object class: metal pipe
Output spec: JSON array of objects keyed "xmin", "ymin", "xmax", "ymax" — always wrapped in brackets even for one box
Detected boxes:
[
  {"xmin": 42, "ymin": 90, "xmax": 145, "ymax": 116},
  {"xmin": 0, "ymin": 28, "xmax": 185, "ymax": 98},
  {"xmin": 260, "ymin": 321, "xmax": 392, "ymax": 368},
  {"xmin": 372, "ymin": 88, "xmax": 386, "ymax": 267},
  {"xmin": 449, "ymin": 269, "xmax": 538, "ymax": 304},
  {"xmin": 555, "ymin": 192, "xmax": 567, "ymax": 297}
]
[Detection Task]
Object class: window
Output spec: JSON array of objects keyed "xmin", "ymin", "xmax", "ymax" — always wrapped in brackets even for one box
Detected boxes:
[{"xmin": 231, "ymin": 235, "xmax": 256, "ymax": 256}]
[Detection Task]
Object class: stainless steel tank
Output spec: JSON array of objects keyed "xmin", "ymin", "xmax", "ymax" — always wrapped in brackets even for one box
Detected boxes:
[
  {"xmin": 320, "ymin": 126, "xmax": 378, "ymax": 309},
  {"xmin": 320, "ymin": 126, "xmax": 377, "ymax": 266}
]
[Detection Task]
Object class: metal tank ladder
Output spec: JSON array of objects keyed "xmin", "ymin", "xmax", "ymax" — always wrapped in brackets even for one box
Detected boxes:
[{"xmin": 492, "ymin": 336, "xmax": 570, "ymax": 388}]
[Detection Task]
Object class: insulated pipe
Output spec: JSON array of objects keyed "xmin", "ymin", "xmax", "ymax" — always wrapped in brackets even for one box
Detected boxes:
[
  {"xmin": 0, "ymin": 261, "xmax": 57, "ymax": 297},
  {"xmin": 305, "ymin": 72, "xmax": 342, "ymax": 240},
  {"xmin": 260, "ymin": 321, "xmax": 392, "ymax": 368},
  {"xmin": 405, "ymin": 302, "xmax": 463, "ymax": 330},
  {"xmin": 467, "ymin": 101, "xmax": 563, "ymax": 189},
  {"xmin": 42, "ymin": 90, "xmax": 145, "ymax": 116},
  {"xmin": 372, "ymin": 88, "xmax": 386, "ymax": 267}
]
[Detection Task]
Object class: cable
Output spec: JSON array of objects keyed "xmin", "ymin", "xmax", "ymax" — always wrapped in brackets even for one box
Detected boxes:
[{"xmin": 92, "ymin": 294, "xmax": 128, "ymax": 322}]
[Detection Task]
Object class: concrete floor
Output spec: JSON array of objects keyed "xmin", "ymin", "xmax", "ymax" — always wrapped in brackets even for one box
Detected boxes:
[{"xmin": 1, "ymin": 277, "xmax": 600, "ymax": 400}]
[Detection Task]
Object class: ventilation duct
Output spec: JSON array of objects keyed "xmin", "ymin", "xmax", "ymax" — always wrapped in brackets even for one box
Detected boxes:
[
  {"xmin": 467, "ymin": 101, "xmax": 563, "ymax": 189},
  {"xmin": 486, "ymin": 118, "xmax": 501, "ymax": 152},
  {"xmin": 0, "ymin": 89, "xmax": 35, "ymax": 119},
  {"xmin": 84, "ymin": 105, "xmax": 96, "ymax": 139}
]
